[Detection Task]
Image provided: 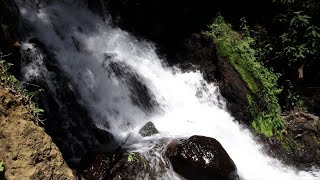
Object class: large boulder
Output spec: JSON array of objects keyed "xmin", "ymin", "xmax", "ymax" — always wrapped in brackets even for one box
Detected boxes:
[
  {"xmin": 165, "ymin": 135, "xmax": 238, "ymax": 180},
  {"xmin": 80, "ymin": 147, "xmax": 149, "ymax": 180}
]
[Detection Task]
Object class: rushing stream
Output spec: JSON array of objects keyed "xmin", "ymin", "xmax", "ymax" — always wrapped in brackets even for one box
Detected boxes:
[{"xmin": 14, "ymin": 0, "xmax": 320, "ymax": 179}]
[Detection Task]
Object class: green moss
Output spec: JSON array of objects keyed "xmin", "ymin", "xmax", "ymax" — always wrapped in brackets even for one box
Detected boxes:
[{"xmin": 204, "ymin": 16, "xmax": 284, "ymax": 137}]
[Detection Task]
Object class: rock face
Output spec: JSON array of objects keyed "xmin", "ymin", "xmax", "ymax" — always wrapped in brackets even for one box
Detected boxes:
[
  {"xmin": 139, "ymin": 121, "xmax": 159, "ymax": 137},
  {"xmin": 166, "ymin": 135, "xmax": 238, "ymax": 180},
  {"xmin": 0, "ymin": 87, "xmax": 75, "ymax": 180},
  {"xmin": 80, "ymin": 148, "xmax": 148, "ymax": 180}
]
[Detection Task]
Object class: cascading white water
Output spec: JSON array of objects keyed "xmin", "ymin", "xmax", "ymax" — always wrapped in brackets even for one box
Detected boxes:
[{"xmin": 15, "ymin": 0, "xmax": 320, "ymax": 179}]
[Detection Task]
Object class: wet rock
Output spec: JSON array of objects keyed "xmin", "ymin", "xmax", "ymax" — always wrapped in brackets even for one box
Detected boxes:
[
  {"xmin": 80, "ymin": 148, "xmax": 122, "ymax": 180},
  {"xmin": 80, "ymin": 148, "xmax": 148, "ymax": 180},
  {"xmin": 282, "ymin": 111, "xmax": 320, "ymax": 134},
  {"xmin": 166, "ymin": 135, "xmax": 238, "ymax": 180},
  {"xmin": 139, "ymin": 121, "xmax": 159, "ymax": 137},
  {"xmin": 110, "ymin": 152, "xmax": 148, "ymax": 180}
]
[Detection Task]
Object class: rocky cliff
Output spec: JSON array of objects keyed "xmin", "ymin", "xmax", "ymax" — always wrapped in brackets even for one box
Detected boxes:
[{"xmin": 0, "ymin": 85, "xmax": 75, "ymax": 180}]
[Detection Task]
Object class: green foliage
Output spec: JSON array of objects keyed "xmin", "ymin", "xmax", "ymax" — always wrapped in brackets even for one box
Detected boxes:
[
  {"xmin": 30, "ymin": 103, "xmax": 44, "ymax": 115},
  {"xmin": 205, "ymin": 16, "xmax": 284, "ymax": 137},
  {"xmin": 127, "ymin": 153, "xmax": 137, "ymax": 162},
  {"xmin": 272, "ymin": 0, "xmax": 320, "ymax": 66},
  {"xmin": 252, "ymin": 0, "xmax": 320, "ymax": 112},
  {"xmin": 0, "ymin": 59, "xmax": 20, "ymax": 89},
  {"xmin": 127, "ymin": 154, "xmax": 134, "ymax": 162},
  {"xmin": 0, "ymin": 160, "xmax": 4, "ymax": 172},
  {"xmin": 0, "ymin": 54, "xmax": 44, "ymax": 121}
]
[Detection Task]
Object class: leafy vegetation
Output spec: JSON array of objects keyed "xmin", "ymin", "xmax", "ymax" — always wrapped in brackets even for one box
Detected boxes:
[
  {"xmin": 0, "ymin": 160, "xmax": 3, "ymax": 172},
  {"xmin": 275, "ymin": 0, "xmax": 319, "ymax": 71},
  {"xmin": 252, "ymin": 0, "xmax": 320, "ymax": 111},
  {"xmin": 0, "ymin": 53, "xmax": 44, "ymax": 122},
  {"xmin": 204, "ymin": 16, "xmax": 284, "ymax": 137},
  {"xmin": 127, "ymin": 153, "xmax": 138, "ymax": 162},
  {"xmin": 0, "ymin": 58, "xmax": 20, "ymax": 89}
]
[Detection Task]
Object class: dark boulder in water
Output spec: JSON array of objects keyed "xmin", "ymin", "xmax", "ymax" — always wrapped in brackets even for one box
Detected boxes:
[
  {"xmin": 80, "ymin": 147, "xmax": 148, "ymax": 180},
  {"xmin": 139, "ymin": 121, "xmax": 159, "ymax": 137},
  {"xmin": 166, "ymin": 135, "xmax": 239, "ymax": 180}
]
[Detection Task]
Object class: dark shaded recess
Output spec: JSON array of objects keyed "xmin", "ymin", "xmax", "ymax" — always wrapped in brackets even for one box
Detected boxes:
[
  {"xmin": 95, "ymin": 0, "xmax": 275, "ymax": 61},
  {"xmin": 0, "ymin": 0, "xmax": 23, "ymax": 77},
  {"xmin": 0, "ymin": 0, "xmax": 21, "ymax": 49},
  {"xmin": 22, "ymin": 38, "xmax": 114, "ymax": 169}
]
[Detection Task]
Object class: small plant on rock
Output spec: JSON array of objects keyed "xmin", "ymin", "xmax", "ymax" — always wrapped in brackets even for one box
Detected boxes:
[
  {"xmin": 0, "ymin": 53, "xmax": 45, "ymax": 123},
  {"xmin": 0, "ymin": 160, "xmax": 4, "ymax": 172}
]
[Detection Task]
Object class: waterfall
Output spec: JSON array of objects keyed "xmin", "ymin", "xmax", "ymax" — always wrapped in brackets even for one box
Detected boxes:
[{"xmin": 15, "ymin": 0, "xmax": 320, "ymax": 179}]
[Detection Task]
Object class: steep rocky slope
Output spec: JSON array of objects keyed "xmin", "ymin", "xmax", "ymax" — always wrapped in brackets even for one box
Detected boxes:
[{"xmin": 0, "ymin": 85, "xmax": 75, "ymax": 180}]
